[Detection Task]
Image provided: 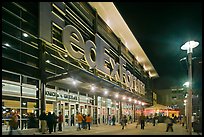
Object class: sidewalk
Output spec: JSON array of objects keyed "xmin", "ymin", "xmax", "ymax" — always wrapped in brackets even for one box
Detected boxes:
[{"xmin": 2, "ymin": 122, "xmax": 201, "ymax": 135}]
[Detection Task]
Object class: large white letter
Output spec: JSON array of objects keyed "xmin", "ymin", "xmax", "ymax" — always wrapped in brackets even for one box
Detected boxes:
[
  {"xmin": 62, "ymin": 25, "xmax": 84, "ymax": 60},
  {"xmin": 95, "ymin": 34, "xmax": 110, "ymax": 75},
  {"xmin": 85, "ymin": 40, "xmax": 96, "ymax": 68}
]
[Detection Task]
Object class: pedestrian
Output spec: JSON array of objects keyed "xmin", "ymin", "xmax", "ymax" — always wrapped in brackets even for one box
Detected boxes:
[
  {"xmin": 112, "ymin": 115, "xmax": 116, "ymax": 125},
  {"xmin": 39, "ymin": 111, "xmax": 47, "ymax": 134},
  {"xmin": 28, "ymin": 113, "xmax": 37, "ymax": 128},
  {"xmin": 46, "ymin": 112, "xmax": 54, "ymax": 134},
  {"xmin": 129, "ymin": 115, "xmax": 132, "ymax": 124},
  {"xmin": 181, "ymin": 116, "xmax": 186, "ymax": 127},
  {"xmin": 152, "ymin": 116, "xmax": 156, "ymax": 126},
  {"xmin": 71, "ymin": 114, "xmax": 75, "ymax": 126},
  {"xmin": 58, "ymin": 112, "xmax": 63, "ymax": 131},
  {"xmin": 165, "ymin": 116, "xmax": 173, "ymax": 132},
  {"xmin": 121, "ymin": 115, "xmax": 127, "ymax": 130},
  {"xmin": 82, "ymin": 114, "xmax": 87, "ymax": 129},
  {"xmin": 76, "ymin": 112, "xmax": 84, "ymax": 130},
  {"xmin": 86, "ymin": 114, "xmax": 92, "ymax": 130},
  {"xmin": 65, "ymin": 115, "xmax": 69, "ymax": 126},
  {"xmin": 9, "ymin": 112, "xmax": 18, "ymax": 135},
  {"xmin": 140, "ymin": 113, "xmax": 145, "ymax": 130},
  {"xmin": 52, "ymin": 112, "xmax": 58, "ymax": 132},
  {"xmin": 108, "ymin": 115, "xmax": 111, "ymax": 125}
]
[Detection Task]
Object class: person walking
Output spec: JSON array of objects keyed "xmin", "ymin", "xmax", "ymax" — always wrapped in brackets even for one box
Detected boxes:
[
  {"xmin": 181, "ymin": 116, "xmax": 186, "ymax": 127},
  {"xmin": 46, "ymin": 112, "xmax": 54, "ymax": 134},
  {"xmin": 108, "ymin": 115, "xmax": 112, "ymax": 125},
  {"xmin": 140, "ymin": 113, "xmax": 145, "ymax": 130},
  {"xmin": 152, "ymin": 116, "xmax": 156, "ymax": 126},
  {"xmin": 9, "ymin": 112, "xmax": 18, "ymax": 135},
  {"xmin": 112, "ymin": 115, "xmax": 116, "ymax": 126},
  {"xmin": 52, "ymin": 112, "xmax": 58, "ymax": 132},
  {"xmin": 165, "ymin": 116, "xmax": 173, "ymax": 132},
  {"xmin": 58, "ymin": 112, "xmax": 63, "ymax": 131},
  {"xmin": 121, "ymin": 115, "xmax": 127, "ymax": 130},
  {"xmin": 76, "ymin": 112, "xmax": 84, "ymax": 130},
  {"xmin": 82, "ymin": 114, "xmax": 87, "ymax": 129},
  {"xmin": 39, "ymin": 111, "xmax": 47, "ymax": 134},
  {"xmin": 86, "ymin": 114, "xmax": 92, "ymax": 130},
  {"xmin": 71, "ymin": 114, "xmax": 75, "ymax": 126}
]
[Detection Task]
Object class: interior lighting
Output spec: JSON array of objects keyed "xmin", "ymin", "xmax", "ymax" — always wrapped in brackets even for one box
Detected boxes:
[
  {"xmin": 123, "ymin": 96, "xmax": 126, "ymax": 100},
  {"xmin": 46, "ymin": 60, "xmax": 50, "ymax": 63},
  {"xmin": 4, "ymin": 43, "xmax": 10, "ymax": 47},
  {"xmin": 23, "ymin": 33, "xmax": 29, "ymax": 37},
  {"xmin": 73, "ymin": 80, "xmax": 76, "ymax": 85},
  {"xmin": 104, "ymin": 90, "xmax": 108, "ymax": 95}
]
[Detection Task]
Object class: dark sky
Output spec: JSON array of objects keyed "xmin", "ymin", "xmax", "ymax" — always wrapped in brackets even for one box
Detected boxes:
[{"xmin": 114, "ymin": 2, "xmax": 202, "ymax": 90}]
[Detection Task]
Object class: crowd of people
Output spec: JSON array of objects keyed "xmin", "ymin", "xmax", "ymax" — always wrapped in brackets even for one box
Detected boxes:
[
  {"xmin": 3, "ymin": 110, "xmax": 201, "ymax": 134},
  {"xmin": 39, "ymin": 111, "xmax": 63, "ymax": 134},
  {"xmin": 2, "ymin": 111, "xmax": 38, "ymax": 135}
]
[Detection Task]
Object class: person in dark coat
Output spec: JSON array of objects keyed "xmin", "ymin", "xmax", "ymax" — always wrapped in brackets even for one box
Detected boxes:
[
  {"xmin": 165, "ymin": 117, "xmax": 173, "ymax": 132},
  {"xmin": 112, "ymin": 115, "xmax": 116, "ymax": 125},
  {"xmin": 121, "ymin": 115, "xmax": 127, "ymax": 130},
  {"xmin": 46, "ymin": 112, "xmax": 54, "ymax": 134},
  {"xmin": 28, "ymin": 113, "xmax": 37, "ymax": 128},
  {"xmin": 140, "ymin": 113, "xmax": 145, "ymax": 129},
  {"xmin": 39, "ymin": 111, "xmax": 47, "ymax": 134},
  {"xmin": 52, "ymin": 112, "xmax": 58, "ymax": 132},
  {"xmin": 71, "ymin": 114, "xmax": 75, "ymax": 126}
]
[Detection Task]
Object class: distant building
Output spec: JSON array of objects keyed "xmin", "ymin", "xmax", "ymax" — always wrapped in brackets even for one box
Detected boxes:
[{"xmin": 156, "ymin": 87, "xmax": 186, "ymax": 115}]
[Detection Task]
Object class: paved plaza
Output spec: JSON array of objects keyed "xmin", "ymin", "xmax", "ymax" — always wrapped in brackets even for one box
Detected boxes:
[{"xmin": 2, "ymin": 122, "xmax": 201, "ymax": 135}]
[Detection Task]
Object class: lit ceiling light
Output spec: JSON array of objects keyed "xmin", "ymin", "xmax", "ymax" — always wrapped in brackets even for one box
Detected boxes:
[
  {"xmin": 104, "ymin": 90, "xmax": 108, "ymax": 95},
  {"xmin": 116, "ymin": 103, "xmax": 119, "ymax": 105},
  {"xmin": 46, "ymin": 60, "xmax": 50, "ymax": 63},
  {"xmin": 91, "ymin": 86, "xmax": 95, "ymax": 91},
  {"xmin": 4, "ymin": 43, "xmax": 10, "ymax": 47},
  {"xmin": 73, "ymin": 80, "xmax": 76, "ymax": 85},
  {"xmin": 128, "ymin": 98, "xmax": 132, "ymax": 102},
  {"xmin": 23, "ymin": 33, "xmax": 29, "ymax": 37},
  {"xmin": 64, "ymin": 54, "xmax": 68, "ymax": 57},
  {"xmin": 115, "ymin": 93, "xmax": 119, "ymax": 98},
  {"xmin": 138, "ymin": 101, "xmax": 141, "ymax": 104},
  {"xmin": 123, "ymin": 96, "xmax": 126, "ymax": 100},
  {"xmin": 141, "ymin": 102, "xmax": 145, "ymax": 106},
  {"xmin": 134, "ymin": 100, "xmax": 137, "ymax": 104}
]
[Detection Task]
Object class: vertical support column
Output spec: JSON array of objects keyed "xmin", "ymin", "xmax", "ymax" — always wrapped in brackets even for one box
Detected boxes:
[
  {"xmin": 77, "ymin": 91, "xmax": 80, "ymax": 113},
  {"xmin": 36, "ymin": 80, "xmax": 40, "ymax": 128},
  {"xmin": 20, "ymin": 75, "xmax": 22, "ymax": 130},
  {"xmin": 133, "ymin": 104, "xmax": 136, "ymax": 122},
  {"xmin": 93, "ymin": 95, "xmax": 97, "ymax": 124},
  {"xmin": 38, "ymin": 39, "xmax": 46, "ymax": 114},
  {"xmin": 119, "ymin": 101, "xmax": 122, "ymax": 121},
  {"xmin": 41, "ymin": 83, "xmax": 46, "ymax": 114}
]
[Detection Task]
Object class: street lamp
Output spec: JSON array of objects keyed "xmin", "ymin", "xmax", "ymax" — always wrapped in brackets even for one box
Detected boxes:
[{"xmin": 181, "ymin": 40, "xmax": 199, "ymax": 135}]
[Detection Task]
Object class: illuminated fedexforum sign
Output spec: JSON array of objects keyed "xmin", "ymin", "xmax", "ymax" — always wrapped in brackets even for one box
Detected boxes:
[{"xmin": 39, "ymin": 2, "xmax": 145, "ymax": 96}]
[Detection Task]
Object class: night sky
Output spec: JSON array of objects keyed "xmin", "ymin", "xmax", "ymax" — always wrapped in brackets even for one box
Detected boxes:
[{"xmin": 114, "ymin": 2, "xmax": 202, "ymax": 90}]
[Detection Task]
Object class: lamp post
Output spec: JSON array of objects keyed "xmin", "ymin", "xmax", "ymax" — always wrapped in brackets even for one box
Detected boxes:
[{"xmin": 181, "ymin": 40, "xmax": 199, "ymax": 135}]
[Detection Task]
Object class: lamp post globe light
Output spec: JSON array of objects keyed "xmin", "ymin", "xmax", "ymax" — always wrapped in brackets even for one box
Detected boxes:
[{"xmin": 181, "ymin": 40, "xmax": 199, "ymax": 135}]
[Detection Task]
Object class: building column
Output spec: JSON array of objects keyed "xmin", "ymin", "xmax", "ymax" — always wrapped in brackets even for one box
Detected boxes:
[
  {"xmin": 119, "ymin": 101, "xmax": 122, "ymax": 121},
  {"xmin": 133, "ymin": 104, "xmax": 136, "ymax": 122}
]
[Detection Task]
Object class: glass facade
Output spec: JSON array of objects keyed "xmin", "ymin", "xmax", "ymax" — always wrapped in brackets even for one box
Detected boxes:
[{"xmin": 2, "ymin": 2, "xmax": 153, "ymax": 132}]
